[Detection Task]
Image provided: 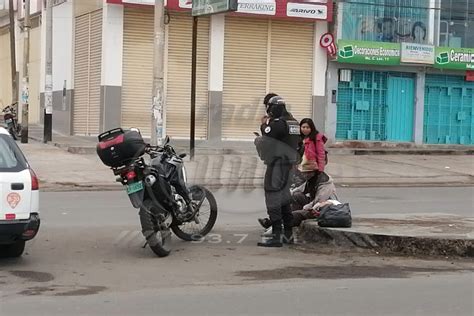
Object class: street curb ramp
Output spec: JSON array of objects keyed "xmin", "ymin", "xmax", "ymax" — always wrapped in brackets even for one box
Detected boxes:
[{"xmin": 298, "ymin": 220, "xmax": 474, "ymax": 258}]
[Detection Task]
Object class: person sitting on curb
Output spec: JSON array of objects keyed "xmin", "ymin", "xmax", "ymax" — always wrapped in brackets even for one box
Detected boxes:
[{"xmin": 259, "ymin": 172, "xmax": 337, "ymax": 232}]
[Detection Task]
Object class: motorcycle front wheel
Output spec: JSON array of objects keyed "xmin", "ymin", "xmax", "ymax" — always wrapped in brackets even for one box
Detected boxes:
[
  {"xmin": 171, "ymin": 185, "xmax": 218, "ymax": 241},
  {"xmin": 139, "ymin": 199, "xmax": 172, "ymax": 257}
]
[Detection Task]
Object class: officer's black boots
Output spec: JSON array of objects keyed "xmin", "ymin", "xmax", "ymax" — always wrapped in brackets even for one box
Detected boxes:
[
  {"xmin": 282, "ymin": 226, "xmax": 294, "ymax": 244},
  {"xmin": 257, "ymin": 221, "xmax": 283, "ymax": 247},
  {"xmin": 258, "ymin": 218, "xmax": 272, "ymax": 229}
]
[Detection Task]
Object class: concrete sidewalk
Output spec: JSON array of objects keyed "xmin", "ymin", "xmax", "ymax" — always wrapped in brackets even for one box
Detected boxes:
[
  {"xmin": 27, "ymin": 124, "xmax": 474, "ymax": 156},
  {"xmin": 18, "ymin": 141, "xmax": 474, "ymax": 191},
  {"xmin": 297, "ymin": 214, "xmax": 474, "ymax": 257}
]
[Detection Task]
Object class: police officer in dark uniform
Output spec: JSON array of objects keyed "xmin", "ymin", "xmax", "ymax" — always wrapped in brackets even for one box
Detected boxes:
[{"xmin": 255, "ymin": 96, "xmax": 300, "ymax": 247}]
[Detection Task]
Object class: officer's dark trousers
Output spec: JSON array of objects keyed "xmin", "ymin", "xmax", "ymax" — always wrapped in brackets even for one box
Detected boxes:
[{"xmin": 264, "ymin": 158, "xmax": 293, "ymax": 225}]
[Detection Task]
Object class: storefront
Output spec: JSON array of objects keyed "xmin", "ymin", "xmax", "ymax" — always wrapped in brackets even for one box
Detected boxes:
[
  {"xmin": 121, "ymin": 8, "xmax": 210, "ymax": 138},
  {"xmin": 73, "ymin": 9, "xmax": 103, "ymax": 135},
  {"xmin": 222, "ymin": 16, "xmax": 314, "ymax": 140},
  {"xmin": 424, "ymin": 47, "xmax": 474, "ymax": 145},
  {"xmin": 107, "ymin": 0, "xmax": 333, "ymax": 140},
  {"xmin": 335, "ymin": 40, "xmax": 419, "ymax": 142}
]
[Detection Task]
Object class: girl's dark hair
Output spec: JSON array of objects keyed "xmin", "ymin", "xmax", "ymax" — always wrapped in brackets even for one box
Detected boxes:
[{"xmin": 300, "ymin": 118, "xmax": 319, "ymax": 140}]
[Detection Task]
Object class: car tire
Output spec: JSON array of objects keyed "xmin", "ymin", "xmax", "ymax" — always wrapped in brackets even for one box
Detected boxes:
[{"xmin": 0, "ymin": 241, "xmax": 26, "ymax": 258}]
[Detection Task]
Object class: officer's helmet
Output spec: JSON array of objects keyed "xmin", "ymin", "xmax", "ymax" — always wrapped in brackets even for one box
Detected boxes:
[{"xmin": 267, "ymin": 96, "xmax": 286, "ymax": 118}]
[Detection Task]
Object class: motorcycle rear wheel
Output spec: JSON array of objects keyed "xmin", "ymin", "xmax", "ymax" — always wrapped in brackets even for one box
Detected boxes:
[
  {"xmin": 171, "ymin": 186, "xmax": 218, "ymax": 242},
  {"xmin": 139, "ymin": 199, "xmax": 172, "ymax": 257},
  {"xmin": 8, "ymin": 126, "xmax": 17, "ymax": 140}
]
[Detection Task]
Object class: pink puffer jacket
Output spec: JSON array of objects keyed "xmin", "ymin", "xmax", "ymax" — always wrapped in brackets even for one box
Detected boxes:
[{"xmin": 302, "ymin": 133, "xmax": 327, "ymax": 172}]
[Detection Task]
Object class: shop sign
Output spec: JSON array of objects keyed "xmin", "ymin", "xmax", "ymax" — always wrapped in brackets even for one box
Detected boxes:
[
  {"xmin": 192, "ymin": 0, "xmax": 238, "ymax": 16},
  {"xmin": 320, "ymin": 32, "xmax": 336, "ymax": 57},
  {"xmin": 337, "ymin": 40, "xmax": 401, "ymax": 66},
  {"xmin": 109, "ymin": 0, "xmax": 334, "ymax": 21},
  {"xmin": 286, "ymin": 2, "xmax": 327, "ymax": 20},
  {"xmin": 238, "ymin": 0, "xmax": 275, "ymax": 15},
  {"xmin": 435, "ymin": 47, "xmax": 474, "ymax": 70},
  {"xmin": 400, "ymin": 43, "xmax": 435, "ymax": 64},
  {"xmin": 122, "ymin": 0, "xmax": 156, "ymax": 4}
]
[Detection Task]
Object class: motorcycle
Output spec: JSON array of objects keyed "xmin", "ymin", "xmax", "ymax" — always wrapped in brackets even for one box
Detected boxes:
[
  {"xmin": 2, "ymin": 102, "xmax": 22, "ymax": 140},
  {"xmin": 96, "ymin": 128, "xmax": 218, "ymax": 257}
]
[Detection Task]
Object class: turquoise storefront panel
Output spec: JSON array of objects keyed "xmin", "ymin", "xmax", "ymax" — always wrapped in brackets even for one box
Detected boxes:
[
  {"xmin": 336, "ymin": 70, "xmax": 415, "ymax": 142},
  {"xmin": 424, "ymin": 75, "xmax": 474, "ymax": 145},
  {"xmin": 387, "ymin": 77, "xmax": 415, "ymax": 142}
]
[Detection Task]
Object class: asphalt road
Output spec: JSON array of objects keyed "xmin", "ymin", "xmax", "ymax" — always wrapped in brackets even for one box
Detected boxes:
[{"xmin": 1, "ymin": 187, "xmax": 473, "ymax": 316}]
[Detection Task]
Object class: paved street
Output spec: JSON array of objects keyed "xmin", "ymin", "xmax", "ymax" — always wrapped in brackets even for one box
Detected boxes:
[{"xmin": 1, "ymin": 188, "xmax": 473, "ymax": 315}]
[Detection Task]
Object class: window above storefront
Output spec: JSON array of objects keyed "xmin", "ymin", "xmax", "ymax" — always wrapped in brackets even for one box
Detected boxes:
[
  {"xmin": 439, "ymin": 0, "xmax": 474, "ymax": 48},
  {"xmin": 340, "ymin": 0, "xmax": 433, "ymax": 45}
]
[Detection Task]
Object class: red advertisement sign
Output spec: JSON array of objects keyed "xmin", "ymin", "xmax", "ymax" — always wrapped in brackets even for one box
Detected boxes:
[
  {"xmin": 106, "ymin": 0, "xmax": 333, "ymax": 21},
  {"xmin": 466, "ymin": 71, "xmax": 474, "ymax": 82}
]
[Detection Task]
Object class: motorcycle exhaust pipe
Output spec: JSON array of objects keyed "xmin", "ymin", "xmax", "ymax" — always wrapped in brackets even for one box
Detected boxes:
[{"xmin": 145, "ymin": 175, "xmax": 157, "ymax": 187}]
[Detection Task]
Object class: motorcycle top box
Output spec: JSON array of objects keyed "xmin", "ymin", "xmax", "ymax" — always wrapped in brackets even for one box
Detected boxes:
[{"xmin": 97, "ymin": 128, "xmax": 146, "ymax": 167}]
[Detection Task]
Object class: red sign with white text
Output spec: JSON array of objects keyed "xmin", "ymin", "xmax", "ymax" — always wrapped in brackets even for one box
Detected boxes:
[
  {"xmin": 106, "ymin": 0, "xmax": 333, "ymax": 21},
  {"xmin": 466, "ymin": 71, "xmax": 474, "ymax": 82}
]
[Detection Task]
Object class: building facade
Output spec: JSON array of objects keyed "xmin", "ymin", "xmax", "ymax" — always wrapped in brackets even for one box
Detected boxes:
[
  {"xmin": 326, "ymin": 0, "xmax": 474, "ymax": 145},
  {"xmin": 66, "ymin": 0, "xmax": 334, "ymax": 142}
]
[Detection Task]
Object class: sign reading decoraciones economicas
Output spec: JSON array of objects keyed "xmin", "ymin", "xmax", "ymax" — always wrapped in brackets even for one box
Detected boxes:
[{"xmin": 338, "ymin": 40, "xmax": 401, "ymax": 65}]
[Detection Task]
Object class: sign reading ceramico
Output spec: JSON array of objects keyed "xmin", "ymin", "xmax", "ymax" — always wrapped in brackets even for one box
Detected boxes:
[
  {"xmin": 337, "ymin": 40, "xmax": 401, "ymax": 65},
  {"xmin": 435, "ymin": 47, "xmax": 474, "ymax": 70},
  {"xmin": 400, "ymin": 43, "xmax": 435, "ymax": 64}
]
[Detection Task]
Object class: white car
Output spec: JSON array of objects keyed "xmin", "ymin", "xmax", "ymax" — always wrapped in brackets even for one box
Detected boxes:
[{"xmin": 0, "ymin": 127, "xmax": 40, "ymax": 258}]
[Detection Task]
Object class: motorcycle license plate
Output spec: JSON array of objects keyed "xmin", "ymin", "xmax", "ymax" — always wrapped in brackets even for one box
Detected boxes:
[
  {"xmin": 126, "ymin": 181, "xmax": 144, "ymax": 195},
  {"xmin": 5, "ymin": 118, "xmax": 12, "ymax": 124}
]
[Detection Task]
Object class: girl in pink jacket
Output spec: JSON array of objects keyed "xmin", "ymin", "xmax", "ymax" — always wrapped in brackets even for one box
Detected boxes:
[{"xmin": 298, "ymin": 118, "xmax": 327, "ymax": 174}]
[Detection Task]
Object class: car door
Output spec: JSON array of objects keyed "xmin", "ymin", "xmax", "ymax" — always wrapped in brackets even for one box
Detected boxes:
[{"xmin": 0, "ymin": 135, "xmax": 32, "ymax": 221}]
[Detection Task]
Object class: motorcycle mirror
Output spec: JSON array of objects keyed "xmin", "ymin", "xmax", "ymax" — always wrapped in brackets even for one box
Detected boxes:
[
  {"xmin": 179, "ymin": 153, "xmax": 187, "ymax": 159},
  {"xmin": 165, "ymin": 136, "xmax": 170, "ymax": 144}
]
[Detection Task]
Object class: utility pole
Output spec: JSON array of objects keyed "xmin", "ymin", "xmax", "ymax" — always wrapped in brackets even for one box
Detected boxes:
[
  {"xmin": 44, "ymin": 0, "xmax": 53, "ymax": 143},
  {"xmin": 8, "ymin": 0, "xmax": 18, "ymax": 110},
  {"xmin": 190, "ymin": 16, "xmax": 197, "ymax": 160},
  {"xmin": 151, "ymin": 0, "xmax": 165, "ymax": 146},
  {"xmin": 20, "ymin": 0, "xmax": 30, "ymax": 143}
]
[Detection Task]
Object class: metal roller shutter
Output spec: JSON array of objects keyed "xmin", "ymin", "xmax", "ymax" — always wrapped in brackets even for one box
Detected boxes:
[
  {"xmin": 166, "ymin": 13, "xmax": 209, "ymax": 139},
  {"xmin": 0, "ymin": 29, "xmax": 11, "ymax": 108},
  {"xmin": 222, "ymin": 16, "xmax": 268, "ymax": 140},
  {"xmin": 269, "ymin": 20, "xmax": 313, "ymax": 121},
  {"xmin": 122, "ymin": 8, "xmax": 154, "ymax": 135},
  {"xmin": 73, "ymin": 10, "xmax": 102, "ymax": 135}
]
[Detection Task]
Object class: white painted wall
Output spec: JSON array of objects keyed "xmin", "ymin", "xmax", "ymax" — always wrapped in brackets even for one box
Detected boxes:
[
  {"xmin": 101, "ymin": 3, "xmax": 123, "ymax": 86},
  {"xmin": 40, "ymin": 0, "xmax": 46, "ymax": 93},
  {"xmin": 208, "ymin": 13, "xmax": 225, "ymax": 92},
  {"xmin": 52, "ymin": 0, "xmax": 73, "ymax": 91},
  {"xmin": 313, "ymin": 21, "xmax": 328, "ymax": 97},
  {"xmin": 17, "ymin": 0, "xmax": 42, "ymax": 18}
]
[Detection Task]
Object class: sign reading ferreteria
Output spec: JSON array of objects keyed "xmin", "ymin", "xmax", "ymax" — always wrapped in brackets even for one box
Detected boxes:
[
  {"xmin": 338, "ymin": 40, "xmax": 401, "ymax": 66},
  {"xmin": 192, "ymin": 0, "xmax": 238, "ymax": 16},
  {"xmin": 435, "ymin": 47, "xmax": 474, "ymax": 70}
]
